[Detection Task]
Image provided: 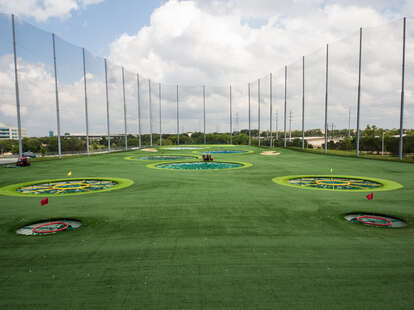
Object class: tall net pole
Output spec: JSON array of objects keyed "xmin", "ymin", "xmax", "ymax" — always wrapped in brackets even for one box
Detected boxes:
[
  {"xmin": 11, "ymin": 15, "xmax": 22, "ymax": 157},
  {"xmin": 148, "ymin": 79, "xmax": 152, "ymax": 147},
  {"xmin": 302, "ymin": 56, "xmax": 305, "ymax": 149},
  {"xmin": 399, "ymin": 17, "xmax": 406, "ymax": 161},
  {"xmin": 229, "ymin": 85, "xmax": 232, "ymax": 144},
  {"xmin": 356, "ymin": 28, "xmax": 363, "ymax": 157},
  {"xmin": 137, "ymin": 74, "xmax": 141, "ymax": 148},
  {"xmin": 159, "ymin": 83, "xmax": 162, "ymax": 146},
  {"xmin": 203, "ymin": 85, "xmax": 206, "ymax": 144},
  {"xmin": 122, "ymin": 67, "xmax": 128, "ymax": 151},
  {"xmin": 176, "ymin": 84, "xmax": 179, "ymax": 144},
  {"xmin": 284, "ymin": 66, "xmax": 287, "ymax": 148},
  {"xmin": 104, "ymin": 58, "xmax": 111, "ymax": 151},
  {"xmin": 82, "ymin": 48, "xmax": 89, "ymax": 154},
  {"xmin": 248, "ymin": 83, "xmax": 251, "ymax": 145},
  {"xmin": 275, "ymin": 111, "xmax": 278, "ymax": 140},
  {"xmin": 52, "ymin": 33, "xmax": 62, "ymax": 158},
  {"xmin": 270, "ymin": 73, "xmax": 273, "ymax": 148},
  {"xmin": 258, "ymin": 79, "xmax": 261, "ymax": 147},
  {"xmin": 324, "ymin": 44, "xmax": 329, "ymax": 154}
]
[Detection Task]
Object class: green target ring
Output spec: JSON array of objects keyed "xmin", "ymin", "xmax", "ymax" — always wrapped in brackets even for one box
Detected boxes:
[
  {"xmin": 192, "ymin": 149, "xmax": 254, "ymax": 155},
  {"xmin": 0, "ymin": 177, "xmax": 134, "ymax": 197},
  {"xmin": 272, "ymin": 175, "xmax": 403, "ymax": 192},
  {"xmin": 147, "ymin": 160, "xmax": 252, "ymax": 171},
  {"xmin": 125, "ymin": 154, "xmax": 200, "ymax": 161}
]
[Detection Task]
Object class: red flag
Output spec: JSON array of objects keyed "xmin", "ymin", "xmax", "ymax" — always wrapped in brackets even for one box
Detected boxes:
[
  {"xmin": 366, "ymin": 193, "xmax": 374, "ymax": 200},
  {"xmin": 41, "ymin": 198, "xmax": 48, "ymax": 206}
]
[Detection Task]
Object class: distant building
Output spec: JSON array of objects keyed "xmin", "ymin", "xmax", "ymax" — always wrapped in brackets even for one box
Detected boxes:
[
  {"xmin": 62, "ymin": 133, "xmax": 107, "ymax": 141},
  {"xmin": 0, "ymin": 125, "xmax": 27, "ymax": 140},
  {"xmin": 49, "ymin": 130, "xmax": 54, "ymax": 137}
]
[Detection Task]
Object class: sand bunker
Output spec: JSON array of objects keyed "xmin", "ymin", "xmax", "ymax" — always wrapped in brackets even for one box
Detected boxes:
[
  {"xmin": 261, "ymin": 151, "xmax": 280, "ymax": 156},
  {"xmin": 141, "ymin": 148, "xmax": 158, "ymax": 152}
]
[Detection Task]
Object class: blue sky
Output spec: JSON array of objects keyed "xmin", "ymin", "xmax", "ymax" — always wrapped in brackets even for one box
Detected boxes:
[{"xmin": 12, "ymin": 0, "xmax": 164, "ymax": 57}]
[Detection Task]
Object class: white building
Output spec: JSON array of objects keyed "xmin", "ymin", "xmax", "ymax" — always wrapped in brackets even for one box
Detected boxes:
[{"xmin": 0, "ymin": 124, "xmax": 27, "ymax": 140}]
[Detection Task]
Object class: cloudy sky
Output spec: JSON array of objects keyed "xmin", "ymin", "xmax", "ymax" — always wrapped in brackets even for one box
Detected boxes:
[{"xmin": 0, "ymin": 0, "xmax": 413, "ymax": 136}]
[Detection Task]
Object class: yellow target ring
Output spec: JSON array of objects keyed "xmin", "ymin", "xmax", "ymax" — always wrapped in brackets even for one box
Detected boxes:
[
  {"xmin": 315, "ymin": 179, "xmax": 351, "ymax": 186},
  {"xmin": 52, "ymin": 182, "xmax": 91, "ymax": 191}
]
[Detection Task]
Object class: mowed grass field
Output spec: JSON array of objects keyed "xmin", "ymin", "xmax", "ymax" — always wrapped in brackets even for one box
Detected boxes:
[{"xmin": 0, "ymin": 145, "xmax": 413, "ymax": 309}]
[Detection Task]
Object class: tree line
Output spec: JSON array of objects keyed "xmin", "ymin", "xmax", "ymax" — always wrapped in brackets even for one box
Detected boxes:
[{"xmin": 1, "ymin": 125, "xmax": 413, "ymax": 156}]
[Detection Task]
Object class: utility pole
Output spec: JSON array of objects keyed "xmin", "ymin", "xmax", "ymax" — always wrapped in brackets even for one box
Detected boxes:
[
  {"xmin": 203, "ymin": 85, "xmax": 206, "ymax": 144},
  {"xmin": 356, "ymin": 27, "xmax": 363, "ymax": 157},
  {"xmin": 159, "ymin": 83, "xmax": 162, "ymax": 146},
  {"xmin": 284, "ymin": 66, "xmax": 287, "ymax": 148},
  {"xmin": 149, "ymin": 79, "xmax": 152, "ymax": 147},
  {"xmin": 52, "ymin": 33, "xmax": 62, "ymax": 158},
  {"xmin": 258, "ymin": 79, "xmax": 261, "ymax": 147},
  {"xmin": 270, "ymin": 72, "xmax": 273, "ymax": 148},
  {"xmin": 331, "ymin": 123, "xmax": 334, "ymax": 140},
  {"xmin": 104, "ymin": 59, "xmax": 111, "ymax": 152},
  {"xmin": 12, "ymin": 15, "xmax": 23, "ymax": 157},
  {"xmin": 229, "ymin": 84, "xmax": 232, "ymax": 144},
  {"xmin": 301, "ymin": 55, "xmax": 305, "ymax": 150},
  {"xmin": 121, "ymin": 67, "xmax": 127, "ymax": 151},
  {"xmin": 324, "ymin": 44, "xmax": 329, "ymax": 154},
  {"xmin": 82, "ymin": 48, "xmax": 89, "ymax": 154},
  {"xmin": 275, "ymin": 111, "xmax": 278, "ymax": 140},
  {"xmin": 248, "ymin": 83, "xmax": 251, "ymax": 145},
  {"xmin": 137, "ymin": 74, "xmax": 141, "ymax": 148},
  {"xmin": 176, "ymin": 84, "xmax": 179, "ymax": 144},
  {"xmin": 348, "ymin": 107, "xmax": 351, "ymax": 137},
  {"xmin": 399, "ymin": 17, "xmax": 407, "ymax": 160}
]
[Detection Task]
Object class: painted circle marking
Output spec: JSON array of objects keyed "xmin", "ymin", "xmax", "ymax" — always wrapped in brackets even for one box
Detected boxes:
[
  {"xmin": 147, "ymin": 160, "xmax": 252, "ymax": 171},
  {"xmin": 344, "ymin": 213, "xmax": 407, "ymax": 228},
  {"xmin": 0, "ymin": 177, "xmax": 134, "ymax": 197},
  {"xmin": 272, "ymin": 175, "xmax": 402, "ymax": 192},
  {"xmin": 356, "ymin": 215, "xmax": 392, "ymax": 226},
  {"xmin": 17, "ymin": 219, "xmax": 82, "ymax": 235},
  {"xmin": 32, "ymin": 221, "xmax": 70, "ymax": 234}
]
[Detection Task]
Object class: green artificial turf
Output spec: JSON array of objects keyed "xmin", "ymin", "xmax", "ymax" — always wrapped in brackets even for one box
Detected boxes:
[{"xmin": 0, "ymin": 145, "xmax": 413, "ymax": 309}]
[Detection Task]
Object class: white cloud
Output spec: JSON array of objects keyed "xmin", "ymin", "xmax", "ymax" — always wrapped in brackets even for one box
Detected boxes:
[
  {"xmin": 0, "ymin": 0, "xmax": 413, "ymax": 136},
  {"xmin": 107, "ymin": 0, "xmax": 413, "ymax": 131},
  {"xmin": 109, "ymin": 0, "xmax": 393, "ymax": 84},
  {"xmin": 0, "ymin": 0, "xmax": 104, "ymax": 22}
]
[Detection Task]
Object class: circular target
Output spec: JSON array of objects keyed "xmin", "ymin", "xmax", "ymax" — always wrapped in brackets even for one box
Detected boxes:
[
  {"xmin": 148, "ymin": 161, "xmax": 252, "ymax": 171},
  {"xmin": 125, "ymin": 155, "xmax": 199, "ymax": 161},
  {"xmin": 200, "ymin": 150, "xmax": 250, "ymax": 154},
  {"xmin": 0, "ymin": 177, "xmax": 134, "ymax": 197},
  {"xmin": 272, "ymin": 175, "xmax": 402, "ymax": 192},
  {"xmin": 16, "ymin": 219, "xmax": 82, "ymax": 236},
  {"xmin": 345, "ymin": 213, "xmax": 407, "ymax": 228}
]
